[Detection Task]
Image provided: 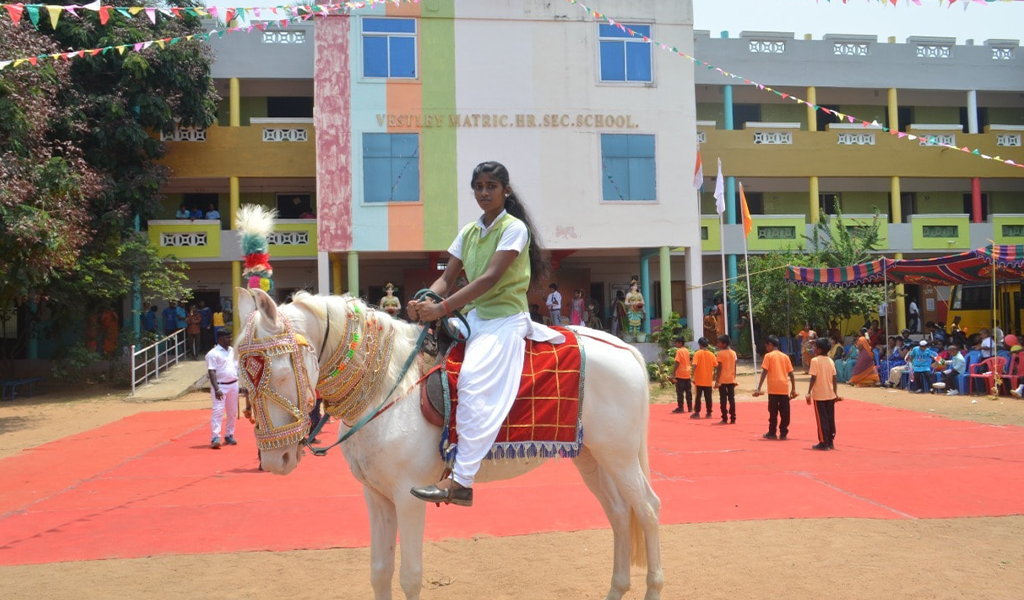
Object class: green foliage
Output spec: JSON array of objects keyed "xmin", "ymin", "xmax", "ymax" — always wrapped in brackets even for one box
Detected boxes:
[
  {"xmin": 647, "ymin": 312, "xmax": 693, "ymax": 387},
  {"xmin": 0, "ymin": 4, "xmax": 217, "ymax": 364},
  {"xmin": 50, "ymin": 343, "xmax": 101, "ymax": 382},
  {"xmin": 730, "ymin": 205, "xmax": 886, "ymax": 339}
]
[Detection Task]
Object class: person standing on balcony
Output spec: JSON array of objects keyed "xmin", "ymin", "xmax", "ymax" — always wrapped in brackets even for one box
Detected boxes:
[
  {"xmin": 206, "ymin": 204, "xmax": 220, "ymax": 221},
  {"xmin": 189, "ymin": 205, "xmax": 203, "ymax": 220},
  {"xmin": 176, "ymin": 204, "xmax": 190, "ymax": 220},
  {"xmin": 908, "ymin": 299, "xmax": 920, "ymax": 333}
]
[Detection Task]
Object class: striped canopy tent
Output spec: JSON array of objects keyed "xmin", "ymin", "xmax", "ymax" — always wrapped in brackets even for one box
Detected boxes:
[{"xmin": 786, "ymin": 245, "xmax": 1024, "ymax": 288}]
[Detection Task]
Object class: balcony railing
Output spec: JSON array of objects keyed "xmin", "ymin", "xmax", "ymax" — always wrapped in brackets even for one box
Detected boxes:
[
  {"xmin": 147, "ymin": 219, "xmax": 318, "ymax": 259},
  {"xmin": 159, "ymin": 123, "xmax": 316, "ymax": 178}
]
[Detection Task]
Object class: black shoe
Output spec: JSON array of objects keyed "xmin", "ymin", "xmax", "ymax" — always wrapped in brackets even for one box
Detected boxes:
[
  {"xmin": 705, "ymin": 413, "xmax": 712, "ymax": 419},
  {"xmin": 828, "ymin": 443, "xmax": 835, "ymax": 449},
  {"xmin": 730, "ymin": 417, "xmax": 736, "ymax": 424},
  {"xmin": 811, "ymin": 443, "xmax": 830, "ymax": 451},
  {"xmin": 211, "ymin": 437, "xmax": 221, "ymax": 449},
  {"xmin": 410, "ymin": 482, "xmax": 473, "ymax": 507},
  {"xmin": 690, "ymin": 413, "xmax": 702, "ymax": 419},
  {"xmin": 671, "ymin": 408, "xmax": 685, "ymax": 414},
  {"xmin": 780, "ymin": 433, "xmax": 788, "ymax": 440},
  {"xmin": 762, "ymin": 432, "xmax": 777, "ymax": 440},
  {"xmin": 721, "ymin": 418, "xmax": 728, "ymax": 424},
  {"xmin": 224, "ymin": 436, "xmax": 237, "ymax": 446}
]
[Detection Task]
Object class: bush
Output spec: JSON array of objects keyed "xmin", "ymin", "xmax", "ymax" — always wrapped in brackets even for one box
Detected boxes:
[{"xmin": 51, "ymin": 343, "xmax": 101, "ymax": 382}]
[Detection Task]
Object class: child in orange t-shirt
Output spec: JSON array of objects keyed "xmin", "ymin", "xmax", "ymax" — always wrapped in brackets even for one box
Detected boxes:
[
  {"xmin": 691, "ymin": 337, "xmax": 718, "ymax": 419},
  {"xmin": 806, "ymin": 337, "xmax": 842, "ymax": 450},
  {"xmin": 753, "ymin": 335, "xmax": 798, "ymax": 440},
  {"xmin": 670, "ymin": 337, "xmax": 692, "ymax": 414},
  {"xmin": 714, "ymin": 334, "xmax": 738, "ymax": 424}
]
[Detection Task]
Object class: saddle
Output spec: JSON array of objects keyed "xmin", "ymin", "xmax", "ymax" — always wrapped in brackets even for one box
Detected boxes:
[{"xmin": 420, "ymin": 326, "xmax": 586, "ymax": 464}]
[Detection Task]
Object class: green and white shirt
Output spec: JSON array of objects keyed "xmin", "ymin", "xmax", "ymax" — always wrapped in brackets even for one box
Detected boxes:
[{"xmin": 448, "ymin": 211, "xmax": 530, "ymax": 320}]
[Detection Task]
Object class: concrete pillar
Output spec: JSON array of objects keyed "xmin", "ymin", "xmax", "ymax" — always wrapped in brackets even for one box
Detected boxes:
[
  {"xmin": 887, "ymin": 88, "xmax": 899, "ymax": 134},
  {"xmin": 347, "ymin": 251, "xmax": 359, "ymax": 297},
  {"xmin": 809, "ymin": 175, "xmax": 820, "ymax": 226},
  {"xmin": 317, "ymin": 251, "xmax": 330, "ymax": 295},
  {"xmin": 806, "ymin": 86, "xmax": 817, "ymax": 132},
  {"xmin": 229, "ymin": 78, "xmax": 240, "ymax": 128},
  {"xmin": 640, "ymin": 255, "xmax": 651, "ymax": 335},
  {"xmin": 230, "ymin": 176, "xmax": 241, "ymax": 331},
  {"xmin": 971, "ymin": 178, "xmax": 983, "ymax": 224},
  {"xmin": 659, "ymin": 246, "xmax": 672, "ymax": 326},
  {"xmin": 890, "ymin": 176, "xmax": 907, "ymax": 333},
  {"xmin": 966, "ymin": 90, "xmax": 979, "ymax": 134},
  {"xmin": 685, "ymin": 247, "xmax": 703, "ymax": 338},
  {"xmin": 332, "ymin": 255, "xmax": 343, "ymax": 295},
  {"xmin": 723, "ymin": 72, "xmax": 738, "ymax": 333}
]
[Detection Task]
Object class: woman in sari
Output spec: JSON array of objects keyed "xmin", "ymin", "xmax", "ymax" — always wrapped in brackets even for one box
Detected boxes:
[
  {"xmin": 835, "ymin": 336, "xmax": 856, "ymax": 384},
  {"xmin": 849, "ymin": 328, "xmax": 880, "ymax": 387}
]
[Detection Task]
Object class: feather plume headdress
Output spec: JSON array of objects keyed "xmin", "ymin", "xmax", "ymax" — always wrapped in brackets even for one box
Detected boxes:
[{"xmin": 237, "ymin": 205, "xmax": 277, "ymax": 293}]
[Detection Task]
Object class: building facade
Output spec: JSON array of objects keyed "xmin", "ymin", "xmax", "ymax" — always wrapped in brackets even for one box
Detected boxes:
[{"xmin": 145, "ymin": 3, "xmax": 1024, "ymax": 347}]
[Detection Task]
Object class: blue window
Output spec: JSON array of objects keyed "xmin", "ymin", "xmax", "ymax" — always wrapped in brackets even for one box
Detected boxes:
[
  {"xmin": 363, "ymin": 133, "xmax": 420, "ymax": 203},
  {"xmin": 601, "ymin": 134, "xmax": 655, "ymax": 201},
  {"xmin": 599, "ymin": 24, "xmax": 651, "ymax": 83},
  {"xmin": 362, "ymin": 18, "xmax": 417, "ymax": 79}
]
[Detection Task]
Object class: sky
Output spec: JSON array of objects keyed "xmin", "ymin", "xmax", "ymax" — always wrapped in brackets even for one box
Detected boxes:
[{"xmin": 693, "ymin": 0, "xmax": 1024, "ymax": 43}]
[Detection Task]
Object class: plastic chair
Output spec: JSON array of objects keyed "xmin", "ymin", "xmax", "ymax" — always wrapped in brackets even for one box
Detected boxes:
[
  {"xmin": 1003, "ymin": 354, "xmax": 1024, "ymax": 393},
  {"xmin": 957, "ymin": 351, "xmax": 982, "ymax": 395},
  {"xmin": 968, "ymin": 357, "xmax": 1008, "ymax": 396}
]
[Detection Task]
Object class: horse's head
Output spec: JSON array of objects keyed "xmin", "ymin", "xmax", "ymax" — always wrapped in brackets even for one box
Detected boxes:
[{"xmin": 236, "ymin": 287, "xmax": 319, "ymax": 475}]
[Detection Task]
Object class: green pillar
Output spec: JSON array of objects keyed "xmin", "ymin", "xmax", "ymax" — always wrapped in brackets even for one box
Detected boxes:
[
  {"xmin": 347, "ymin": 251, "xmax": 360, "ymax": 297},
  {"xmin": 640, "ymin": 254, "xmax": 651, "ymax": 335},
  {"xmin": 659, "ymin": 246, "xmax": 672, "ymax": 326}
]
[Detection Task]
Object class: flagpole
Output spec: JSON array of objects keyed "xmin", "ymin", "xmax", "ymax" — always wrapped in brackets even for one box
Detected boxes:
[
  {"xmin": 719, "ymin": 208, "xmax": 728, "ymax": 336},
  {"xmin": 740, "ymin": 182, "xmax": 758, "ymax": 384}
]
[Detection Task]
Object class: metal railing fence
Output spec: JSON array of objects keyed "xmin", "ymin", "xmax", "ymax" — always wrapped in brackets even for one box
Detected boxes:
[{"xmin": 130, "ymin": 329, "xmax": 187, "ymax": 395}]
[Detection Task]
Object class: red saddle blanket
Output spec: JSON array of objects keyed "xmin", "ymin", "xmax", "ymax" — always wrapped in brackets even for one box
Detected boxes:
[{"xmin": 441, "ymin": 327, "xmax": 585, "ymax": 463}]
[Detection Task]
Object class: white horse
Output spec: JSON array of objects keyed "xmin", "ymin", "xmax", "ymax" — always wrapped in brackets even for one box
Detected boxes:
[{"xmin": 236, "ymin": 288, "xmax": 662, "ymax": 600}]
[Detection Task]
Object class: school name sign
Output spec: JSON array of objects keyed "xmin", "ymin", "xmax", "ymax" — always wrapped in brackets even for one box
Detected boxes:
[{"xmin": 375, "ymin": 113, "xmax": 640, "ymax": 129}]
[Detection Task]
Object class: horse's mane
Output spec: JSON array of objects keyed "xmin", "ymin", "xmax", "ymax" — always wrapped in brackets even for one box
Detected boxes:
[{"xmin": 289, "ymin": 292, "xmax": 425, "ymax": 391}]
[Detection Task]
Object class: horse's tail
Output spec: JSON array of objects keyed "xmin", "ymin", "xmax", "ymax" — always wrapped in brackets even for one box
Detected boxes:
[{"xmin": 627, "ymin": 343, "xmax": 651, "ymax": 568}]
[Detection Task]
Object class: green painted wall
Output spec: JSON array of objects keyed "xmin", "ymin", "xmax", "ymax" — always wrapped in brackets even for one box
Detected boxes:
[
  {"xmin": 699, "ymin": 191, "xmax": 716, "ymax": 214},
  {"xmin": 696, "ymin": 103, "xmax": 725, "ymax": 126},
  {"xmin": 915, "ymin": 191, "xmax": 963, "ymax": 215},
  {"xmin": 763, "ymin": 192, "xmax": 807, "ymax": 217},
  {"xmin": 217, "ymin": 97, "xmax": 267, "ymax": 126},
  {"xmin": 987, "ymin": 108, "xmax": 1024, "ymax": 126},
  {"xmin": 839, "ymin": 105, "xmax": 887, "ymax": 125},
  {"xmin": 991, "ymin": 192, "xmax": 1023, "ymax": 213},
  {"xmin": 911, "ymin": 215, "xmax": 969, "ymax": 250},
  {"xmin": 421, "ymin": 7, "xmax": 458, "ymax": 250},
  {"xmin": 913, "ymin": 106, "xmax": 960, "ymax": 125},
  {"xmin": 761, "ymin": 104, "xmax": 806, "ymax": 130},
  {"xmin": 841, "ymin": 192, "xmax": 887, "ymax": 215}
]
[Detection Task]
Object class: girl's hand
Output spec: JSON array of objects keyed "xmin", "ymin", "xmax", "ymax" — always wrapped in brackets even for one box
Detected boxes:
[{"xmin": 414, "ymin": 300, "xmax": 446, "ymax": 323}]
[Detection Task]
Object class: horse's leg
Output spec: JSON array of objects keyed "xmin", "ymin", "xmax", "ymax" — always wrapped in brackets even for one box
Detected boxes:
[
  {"xmin": 591, "ymin": 455, "xmax": 664, "ymax": 600},
  {"xmin": 574, "ymin": 447, "xmax": 632, "ymax": 600},
  {"xmin": 393, "ymin": 493, "xmax": 427, "ymax": 600},
  {"xmin": 364, "ymin": 486, "xmax": 398, "ymax": 600}
]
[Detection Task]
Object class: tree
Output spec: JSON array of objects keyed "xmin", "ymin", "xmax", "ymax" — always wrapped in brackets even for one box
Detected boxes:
[
  {"xmin": 0, "ymin": 3, "xmax": 218, "ymax": 368},
  {"xmin": 730, "ymin": 206, "xmax": 886, "ymax": 339}
]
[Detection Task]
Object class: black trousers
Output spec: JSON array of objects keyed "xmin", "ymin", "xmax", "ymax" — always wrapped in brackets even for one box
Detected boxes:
[
  {"xmin": 812, "ymin": 399, "xmax": 837, "ymax": 446},
  {"xmin": 694, "ymin": 386, "xmax": 713, "ymax": 415},
  {"xmin": 675, "ymin": 379, "xmax": 692, "ymax": 411},
  {"xmin": 719, "ymin": 384, "xmax": 737, "ymax": 420},
  {"xmin": 912, "ymin": 371, "xmax": 931, "ymax": 393},
  {"xmin": 767, "ymin": 393, "xmax": 791, "ymax": 437}
]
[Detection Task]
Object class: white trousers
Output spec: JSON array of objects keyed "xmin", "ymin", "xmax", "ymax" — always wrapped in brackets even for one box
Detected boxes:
[
  {"xmin": 211, "ymin": 382, "xmax": 238, "ymax": 440},
  {"xmin": 451, "ymin": 311, "xmax": 531, "ymax": 487}
]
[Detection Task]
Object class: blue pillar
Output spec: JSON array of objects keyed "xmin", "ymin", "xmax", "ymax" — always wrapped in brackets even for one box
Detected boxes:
[
  {"xmin": 723, "ymin": 74, "xmax": 739, "ymax": 333},
  {"xmin": 27, "ymin": 301, "xmax": 38, "ymax": 360},
  {"xmin": 640, "ymin": 254, "xmax": 652, "ymax": 335},
  {"xmin": 132, "ymin": 215, "xmax": 142, "ymax": 340}
]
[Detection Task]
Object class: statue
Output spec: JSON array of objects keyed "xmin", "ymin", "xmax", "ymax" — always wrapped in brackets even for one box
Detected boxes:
[
  {"xmin": 624, "ymin": 278, "xmax": 646, "ymax": 343},
  {"xmin": 380, "ymin": 283, "xmax": 401, "ymax": 318}
]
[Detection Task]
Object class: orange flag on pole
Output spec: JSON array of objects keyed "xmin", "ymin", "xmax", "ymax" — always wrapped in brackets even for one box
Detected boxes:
[{"xmin": 739, "ymin": 183, "xmax": 753, "ymax": 238}]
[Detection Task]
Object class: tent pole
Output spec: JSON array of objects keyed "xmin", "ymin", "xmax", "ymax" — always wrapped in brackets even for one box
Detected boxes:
[
  {"xmin": 992, "ymin": 250, "xmax": 1000, "ymax": 397},
  {"xmin": 883, "ymin": 260, "xmax": 889, "ymax": 341}
]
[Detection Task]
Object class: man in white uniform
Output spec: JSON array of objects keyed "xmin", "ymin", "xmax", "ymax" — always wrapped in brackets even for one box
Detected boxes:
[
  {"xmin": 908, "ymin": 299, "xmax": 920, "ymax": 332},
  {"xmin": 206, "ymin": 329, "xmax": 239, "ymax": 449},
  {"xmin": 546, "ymin": 283, "xmax": 562, "ymax": 325}
]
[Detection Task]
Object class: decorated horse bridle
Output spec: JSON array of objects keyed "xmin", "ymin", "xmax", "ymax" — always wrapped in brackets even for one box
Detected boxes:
[{"xmin": 238, "ymin": 312, "xmax": 316, "ymax": 450}]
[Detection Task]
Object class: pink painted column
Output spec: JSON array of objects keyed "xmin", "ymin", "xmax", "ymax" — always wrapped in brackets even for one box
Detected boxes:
[{"xmin": 315, "ymin": 16, "xmax": 353, "ymax": 251}]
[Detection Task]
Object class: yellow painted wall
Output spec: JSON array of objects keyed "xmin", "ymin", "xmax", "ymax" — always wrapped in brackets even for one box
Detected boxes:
[
  {"xmin": 696, "ymin": 103, "xmax": 725, "ymax": 126},
  {"xmin": 147, "ymin": 222, "xmax": 222, "ymax": 258},
  {"xmin": 699, "ymin": 130, "xmax": 1024, "ymax": 179},
  {"xmin": 913, "ymin": 106, "xmax": 959, "ymax": 124},
  {"xmin": 911, "ymin": 214, "xmax": 970, "ymax": 250},
  {"xmin": 217, "ymin": 97, "xmax": 267, "ymax": 127},
  {"xmin": 840, "ymin": 192, "xmax": 888, "ymax": 215},
  {"xmin": 160, "ymin": 125, "xmax": 316, "ymax": 178},
  {"xmin": 915, "ymin": 191, "xmax": 964, "ymax": 214},
  {"xmin": 700, "ymin": 216, "xmax": 721, "ymax": 252},
  {"xmin": 838, "ymin": 105, "xmax": 888, "ymax": 125},
  {"xmin": 993, "ymin": 215, "xmax": 1024, "ymax": 244}
]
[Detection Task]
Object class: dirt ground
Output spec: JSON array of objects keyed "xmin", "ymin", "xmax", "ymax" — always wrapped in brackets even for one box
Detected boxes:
[{"xmin": 1, "ymin": 372, "xmax": 1023, "ymax": 599}]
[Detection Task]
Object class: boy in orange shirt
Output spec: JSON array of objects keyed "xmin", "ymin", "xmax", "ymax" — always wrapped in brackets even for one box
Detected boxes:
[
  {"xmin": 670, "ymin": 337, "xmax": 692, "ymax": 414},
  {"xmin": 691, "ymin": 337, "xmax": 718, "ymax": 419},
  {"xmin": 714, "ymin": 334, "xmax": 738, "ymax": 424},
  {"xmin": 753, "ymin": 335, "xmax": 798, "ymax": 440},
  {"xmin": 806, "ymin": 337, "xmax": 842, "ymax": 450}
]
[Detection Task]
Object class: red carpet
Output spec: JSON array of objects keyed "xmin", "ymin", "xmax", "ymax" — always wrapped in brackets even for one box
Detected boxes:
[{"xmin": 1, "ymin": 400, "xmax": 1022, "ymax": 565}]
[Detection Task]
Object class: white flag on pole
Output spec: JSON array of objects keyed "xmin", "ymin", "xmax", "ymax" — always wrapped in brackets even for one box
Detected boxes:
[{"xmin": 714, "ymin": 158, "xmax": 726, "ymax": 215}]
